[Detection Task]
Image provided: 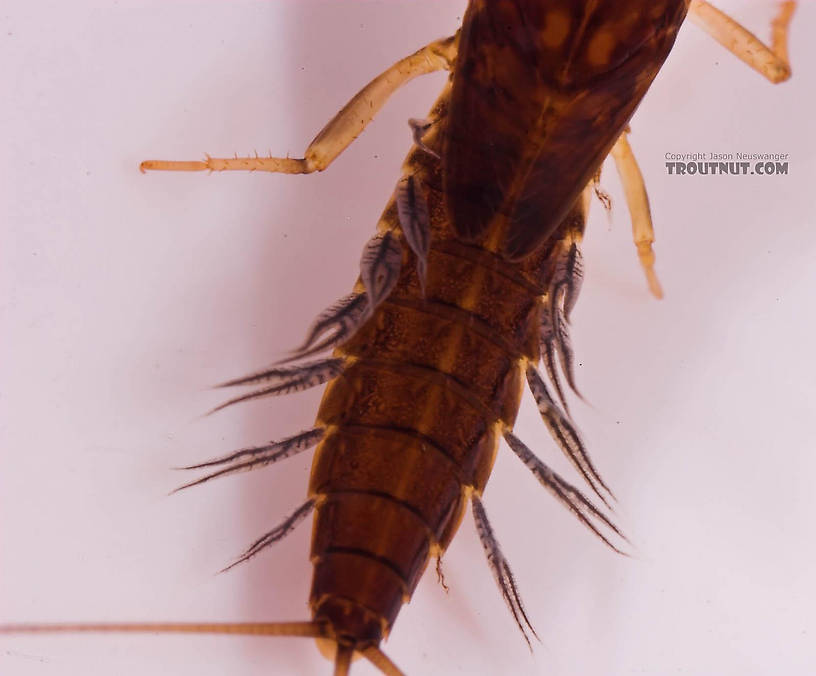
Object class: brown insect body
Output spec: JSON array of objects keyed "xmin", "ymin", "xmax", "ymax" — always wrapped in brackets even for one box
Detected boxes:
[
  {"xmin": 1, "ymin": 1, "xmax": 799, "ymax": 673},
  {"xmin": 445, "ymin": 0, "xmax": 689, "ymax": 258},
  {"xmin": 304, "ymin": 0, "xmax": 688, "ymax": 652},
  {"xmin": 309, "ymin": 90, "xmax": 559, "ymax": 647}
]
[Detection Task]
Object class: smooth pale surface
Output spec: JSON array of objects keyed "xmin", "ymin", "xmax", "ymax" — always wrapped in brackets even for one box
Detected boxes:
[{"xmin": 2, "ymin": 2, "xmax": 814, "ymax": 675}]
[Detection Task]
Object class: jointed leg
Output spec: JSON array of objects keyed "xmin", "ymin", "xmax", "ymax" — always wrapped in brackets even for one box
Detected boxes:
[
  {"xmin": 688, "ymin": 1, "xmax": 795, "ymax": 83},
  {"xmin": 141, "ymin": 34, "xmax": 458, "ymax": 174},
  {"xmin": 611, "ymin": 2, "xmax": 795, "ymax": 298},
  {"xmin": 609, "ymin": 128, "xmax": 663, "ymax": 300}
]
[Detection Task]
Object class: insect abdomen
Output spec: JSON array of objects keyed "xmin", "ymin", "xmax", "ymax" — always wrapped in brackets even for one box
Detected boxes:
[
  {"xmin": 306, "ymin": 105, "xmax": 555, "ymax": 645},
  {"xmin": 308, "ymin": 282, "xmax": 534, "ymax": 645}
]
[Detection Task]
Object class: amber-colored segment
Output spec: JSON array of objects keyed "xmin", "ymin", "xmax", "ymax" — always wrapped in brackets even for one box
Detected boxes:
[
  {"xmin": 306, "ymin": 73, "xmax": 587, "ymax": 647},
  {"xmin": 344, "ymin": 301, "xmax": 519, "ymax": 403},
  {"xmin": 311, "ymin": 552, "xmax": 403, "ymax": 644},
  {"xmin": 443, "ymin": 0, "xmax": 690, "ymax": 259},
  {"xmin": 314, "ymin": 361, "xmax": 503, "ymax": 488},
  {"xmin": 310, "ymin": 491, "xmax": 431, "ymax": 589},
  {"xmin": 5, "ymin": 3, "xmax": 798, "ymax": 673},
  {"xmin": 309, "ymin": 423, "xmax": 462, "ymax": 536}
]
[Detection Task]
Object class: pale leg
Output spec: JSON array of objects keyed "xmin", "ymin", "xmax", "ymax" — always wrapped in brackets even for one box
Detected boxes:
[
  {"xmin": 141, "ymin": 34, "xmax": 458, "ymax": 174},
  {"xmin": 688, "ymin": 1, "xmax": 795, "ymax": 83},
  {"xmin": 609, "ymin": 129, "xmax": 663, "ymax": 300}
]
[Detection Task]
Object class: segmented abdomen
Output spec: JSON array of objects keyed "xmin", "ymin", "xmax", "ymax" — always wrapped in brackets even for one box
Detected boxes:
[{"xmin": 306, "ymin": 85, "xmax": 574, "ymax": 647}]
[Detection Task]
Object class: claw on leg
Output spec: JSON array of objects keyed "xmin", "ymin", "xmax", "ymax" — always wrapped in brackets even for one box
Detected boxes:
[{"xmin": 688, "ymin": 0, "xmax": 795, "ymax": 84}]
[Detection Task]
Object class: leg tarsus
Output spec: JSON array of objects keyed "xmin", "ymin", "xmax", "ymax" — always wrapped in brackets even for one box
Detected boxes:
[
  {"xmin": 609, "ymin": 129, "xmax": 663, "ymax": 300},
  {"xmin": 688, "ymin": 0, "xmax": 795, "ymax": 83},
  {"xmin": 140, "ymin": 34, "xmax": 458, "ymax": 175},
  {"xmin": 140, "ymin": 155, "xmax": 312, "ymax": 175}
]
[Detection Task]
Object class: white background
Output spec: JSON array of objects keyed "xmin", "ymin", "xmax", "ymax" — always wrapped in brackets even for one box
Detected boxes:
[{"xmin": 2, "ymin": 1, "xmax": 815, "ymax": 675}]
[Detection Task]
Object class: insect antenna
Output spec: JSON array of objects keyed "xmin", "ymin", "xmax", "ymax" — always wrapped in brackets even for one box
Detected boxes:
[
  {"xmin": 172, "ymin": 427, "xmax": 325, "ymax": 492},
  {"xmin": 471, "ymin": 494, "xmax": 538, "ymax": 650},
  {"xmin": 503, "ymin": 431, "xmax": 629, "ymax": 554}
]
